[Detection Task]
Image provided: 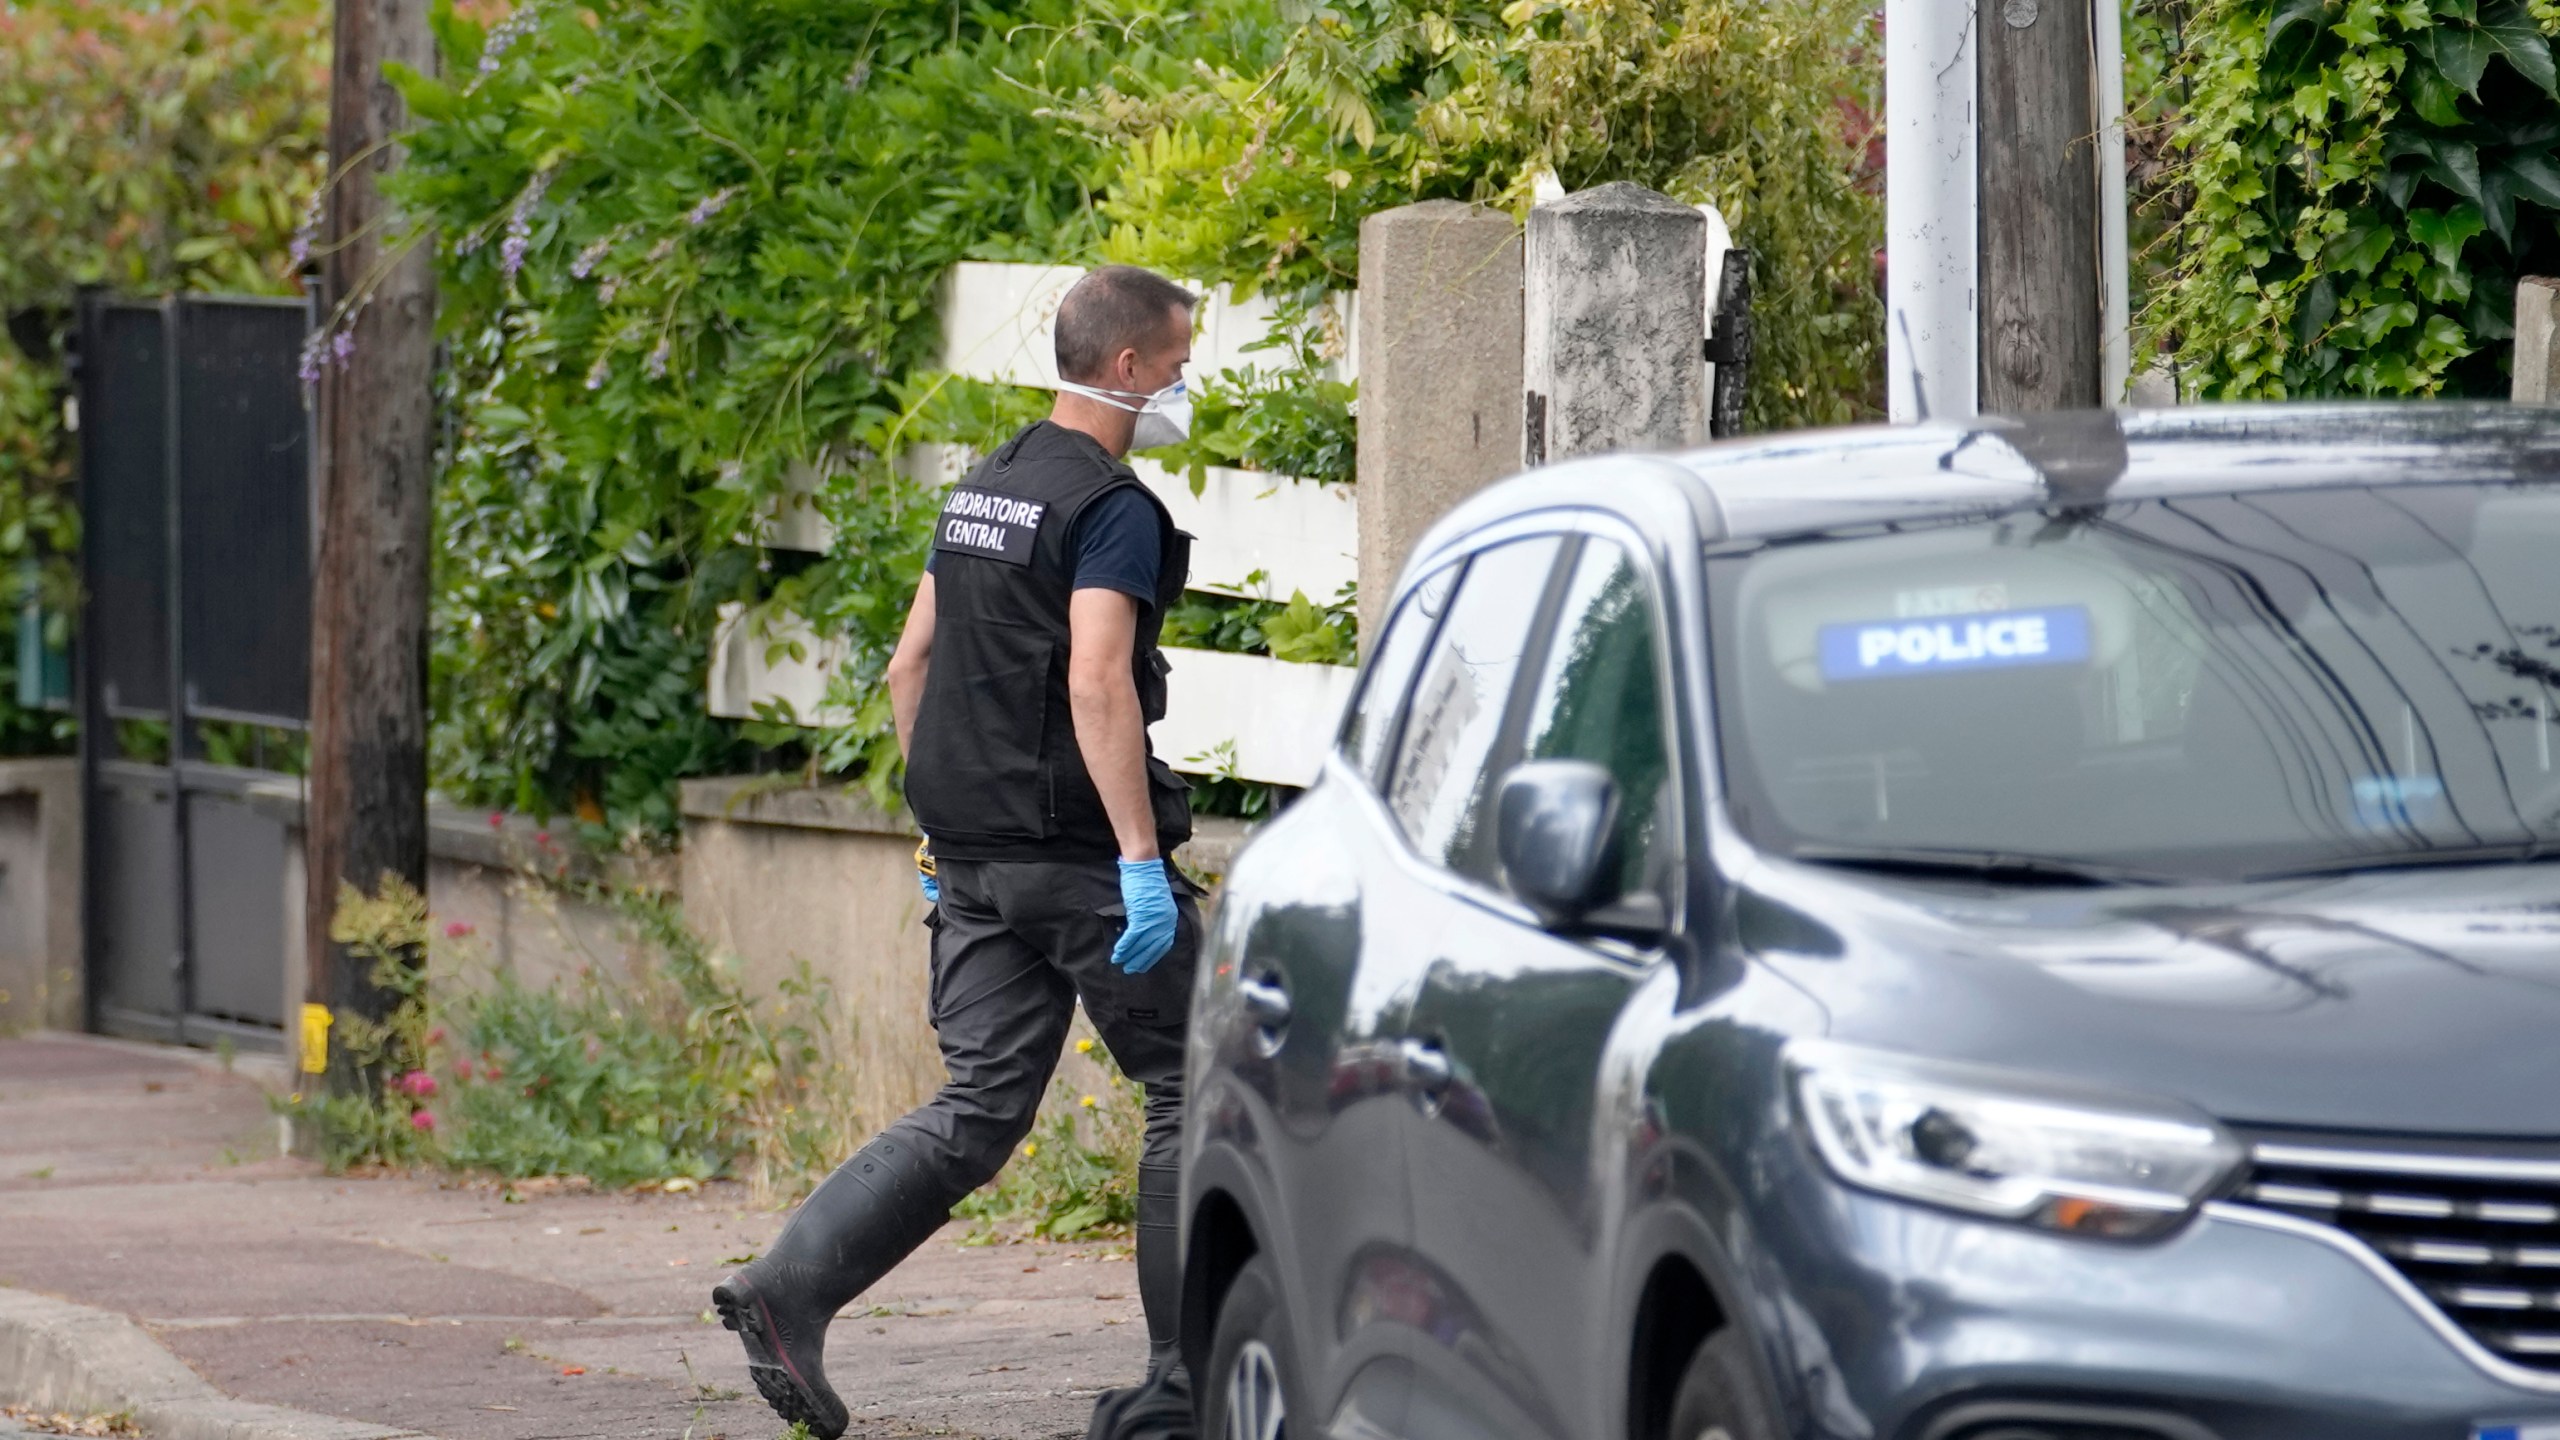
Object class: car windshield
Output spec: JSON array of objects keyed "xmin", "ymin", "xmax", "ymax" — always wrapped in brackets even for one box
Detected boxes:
[{"xmin": 1706, "ymin": 482, "xmax": 2560, "ymax": 882}]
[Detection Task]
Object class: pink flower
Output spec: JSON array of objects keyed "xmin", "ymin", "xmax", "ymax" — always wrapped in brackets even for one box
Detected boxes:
[
  {"xmin": 396, "ymin": 1070, "xmax": 439, "ymax": 1098},
  {"xmin": 487, "ymin": 811, "xmax": 505, "ymax": 829},
  {"xmin": 410, "ymin": 1110, "xmax": 438, "ymax": 1133},
  {"xmin": 454, "ymin": 1060, "xmax": 475, "ymax": 1083},
  {"xmin": 533, "ymin": 831, "xmax": 554, "ymax": 849},
  {"xmin": 444, "ymin": 920, "xmax": 475, "ymax": 939},
  {"xmin": 425, "ymin": 1026, "xmax": 448, "ymax": 1046}
]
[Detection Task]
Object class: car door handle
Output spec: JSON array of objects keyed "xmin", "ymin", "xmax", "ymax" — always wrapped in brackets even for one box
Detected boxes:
[
  {"xmin": 1399, "ymin": 1038, "xmax": 1452, "ymax": 1091},
  {"xmin": 1238, "ymin": 975, "xmax": 1292, "ymax": 1027}
]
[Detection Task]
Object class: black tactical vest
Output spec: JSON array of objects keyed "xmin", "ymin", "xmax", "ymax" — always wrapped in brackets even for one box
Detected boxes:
[{"xmin": 905, "ymin": 421, "xmax": 1194, "ymax": 862}]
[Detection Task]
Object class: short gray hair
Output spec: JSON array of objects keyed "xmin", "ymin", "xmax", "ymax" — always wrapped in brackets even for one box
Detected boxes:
[{"xmin": 1054, "ymin": 265, "xmax": 1193, "ymax": 384}]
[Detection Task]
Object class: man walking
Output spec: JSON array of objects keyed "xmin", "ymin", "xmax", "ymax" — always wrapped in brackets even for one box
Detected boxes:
[{"xmin": 714, "ymin": 265, "xmax": 1203, "ymax": 1439}]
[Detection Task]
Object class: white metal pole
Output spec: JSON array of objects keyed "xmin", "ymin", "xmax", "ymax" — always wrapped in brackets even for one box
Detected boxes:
[
  {"xmin": 1886, "ymin": 0, "xmax": 1981, "ymax": 422},
  {"xmin": 2094, "ymin": 0, "xmax": 2132, "ymax": 404}
]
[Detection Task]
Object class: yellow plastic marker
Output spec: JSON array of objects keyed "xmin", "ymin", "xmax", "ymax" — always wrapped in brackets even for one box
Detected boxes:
[{"xmin": 299, "ymin": 1003, "xmax": 332, "ymax": 1075}]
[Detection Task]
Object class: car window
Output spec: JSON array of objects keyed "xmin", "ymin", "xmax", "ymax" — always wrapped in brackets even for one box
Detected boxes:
[
  {"xmin": 1385, "ymin": 535, "xmax": 1569, "ymax": 885},
  {"xmin": 1339, "ymin": 561, "xmax": 1463, "ymax": 786},
  {"xmin": 1521, "ymin": 537, "xmax": 1677, "ymax": 904},
  {"xmin": 1706, "ymin": 483, "xmax": 2560, "ymax": 879}
]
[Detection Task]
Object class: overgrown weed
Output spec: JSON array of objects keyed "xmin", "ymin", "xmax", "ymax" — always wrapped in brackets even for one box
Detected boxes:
[
  {"xmin": 954, "ymin": 1038, "xmax": 1146, "ymax": 1242},
  {"xmin": 283, "ymin": 869, "xmax": 868, "ymax": 1204}
]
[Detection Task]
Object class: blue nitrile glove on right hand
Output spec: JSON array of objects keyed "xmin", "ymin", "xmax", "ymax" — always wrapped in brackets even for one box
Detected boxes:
[{"xmin": 1111, "ymin": 858, "xmax": 1178, "ymax": 975}]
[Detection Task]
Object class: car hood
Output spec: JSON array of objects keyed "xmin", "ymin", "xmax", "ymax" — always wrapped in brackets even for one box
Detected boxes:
[{"xmin": 1741, "ymin": 858, "xmax": 2560, "ymax": 1137}]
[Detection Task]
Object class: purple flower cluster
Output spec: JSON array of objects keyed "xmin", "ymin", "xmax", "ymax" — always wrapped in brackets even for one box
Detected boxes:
[
  {"xmin": 477, "ymin": 5, "xmax": 539, "ymax": 80},
  {"xmin": 296, "ymin": 325, "xmax": 358, "ymax": 387},
  {"xmin": 288, "ymin": 189, "xmax": 325, "ymax": 269},
  {"xmin": 683, "ymin": 186, "xmax": 740, "ymax": 227},
  {"xmin": 571, "ymin": 231, "xmax": 618, "ymax": 280},
  {"xmin": 500, "ymin": 168, "xmax": 554, "ymax": 282}
]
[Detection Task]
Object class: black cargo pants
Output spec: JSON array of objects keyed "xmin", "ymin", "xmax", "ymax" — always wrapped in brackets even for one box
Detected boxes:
[{"xmin": 885, "ymin": 856, "xmax": 1200, "ymax": 1188}]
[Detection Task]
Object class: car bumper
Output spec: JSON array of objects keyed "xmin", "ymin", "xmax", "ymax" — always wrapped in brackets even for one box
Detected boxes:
[{"xmin": 1773, "ymin": 1179, "xmax": 2560, "ymax": 1440}]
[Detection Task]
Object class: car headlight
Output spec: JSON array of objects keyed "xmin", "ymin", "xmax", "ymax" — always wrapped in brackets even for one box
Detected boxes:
[{"xmin": 1786, "ymin": 1039, "xmax": 2242, "ymax": 1240}]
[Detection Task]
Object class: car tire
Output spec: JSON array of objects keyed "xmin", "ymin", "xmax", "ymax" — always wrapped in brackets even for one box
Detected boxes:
[
  {"xmin": 1201, "ymin": 1255, "xmax": 1303, "ymax": 1440},
  {"xmin": 1665, "ymin": 1327, "xmax": 1781, "ymax": 1440}
]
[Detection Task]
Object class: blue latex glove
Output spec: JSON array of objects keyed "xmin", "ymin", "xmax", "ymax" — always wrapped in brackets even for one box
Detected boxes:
[{"xmin": 1111, "ymin": 858, "xmax": 1178, "ymax": 975}]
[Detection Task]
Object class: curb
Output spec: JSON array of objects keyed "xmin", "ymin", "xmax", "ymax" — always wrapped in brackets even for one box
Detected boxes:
[{"xmin": 0, "ymin": 1289, "xmax": 428, "ymax": 1440}]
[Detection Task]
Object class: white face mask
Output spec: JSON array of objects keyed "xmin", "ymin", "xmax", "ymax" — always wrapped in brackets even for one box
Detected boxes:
[{"xmin": 1058, "ymin": 377, "xmax": 1192, "ymax": 450}]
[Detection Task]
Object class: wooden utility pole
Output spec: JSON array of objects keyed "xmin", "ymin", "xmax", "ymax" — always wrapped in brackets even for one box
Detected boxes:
[
  {"xmin": 1886, "ymin": 0, "xmax": 2125, "ymax": 418},
  {"xmin": 1977, "ymin": 0, "xmax": 2102, "ymax": 411},
  {"xmin": 306, "ymin": 0, "xmax": 437, "ymax": 1082}
]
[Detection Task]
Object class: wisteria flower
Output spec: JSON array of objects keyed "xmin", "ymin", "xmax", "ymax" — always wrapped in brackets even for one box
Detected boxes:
[{"xmin": 683, "ymin": 186, "xmax": 740, "ymax": 227}]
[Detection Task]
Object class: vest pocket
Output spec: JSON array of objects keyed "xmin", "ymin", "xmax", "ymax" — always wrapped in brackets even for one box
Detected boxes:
[{"xmin": 906, "ymin": 627, "xmax": 1056, "ymax": 843}]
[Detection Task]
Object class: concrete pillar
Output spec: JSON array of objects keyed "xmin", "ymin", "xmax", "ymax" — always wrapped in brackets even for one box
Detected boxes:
[
  {"xmin": 1523, "ymin": 182, "xmax": 1706, "ymax": 466},
  {"xmin": 2516, "ymin": 277, "xmax": 2560, "ymax": 404},
  {"xmin": 1354, "ymin": 201, "xmax": 1524, "ymax": 643}
]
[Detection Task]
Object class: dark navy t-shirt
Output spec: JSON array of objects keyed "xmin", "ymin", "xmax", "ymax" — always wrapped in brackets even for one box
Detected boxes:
[{"xmin": 927, "ymin": 484, "xmax": 1162, "ymax": 607}]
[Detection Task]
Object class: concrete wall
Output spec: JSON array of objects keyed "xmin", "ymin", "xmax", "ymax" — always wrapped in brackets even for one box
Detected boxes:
[
  {"xmin": 677, "ymin": 777, "xmax": 1251, "ymax": 1130},
  {"xmin": 247, "ymin": 774, "xmax": 1246, "ymax": 1135},
  {"xmin": 0, "ymin": 760, "xmax": 79, "ymax": 1035},
  {"xmin": 249, "ymin": 783, "xmax": 658, "ymax": 1030},
  {"xmin": 680, "ymin": 779, "xmax": 947, "ymax": 1129}
]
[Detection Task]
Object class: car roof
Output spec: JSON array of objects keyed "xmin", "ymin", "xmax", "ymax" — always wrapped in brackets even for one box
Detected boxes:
[
  {"xmin": 1670, "ymin": 402, "xmax": 2560, "ymax": 541},
  {"xmin": 1393, "ymin": 403, "xmax": 2560, "ymax": 610},
  {"xmin": 1417, "ymin": 403, "xmax": 2560, "ymax": 563}
]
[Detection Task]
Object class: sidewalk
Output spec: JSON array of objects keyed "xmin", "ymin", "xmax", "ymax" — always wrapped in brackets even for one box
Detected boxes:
[{"xmin": 0, "ymin": 1033, "xmax": 1147, "ymax": 1440}]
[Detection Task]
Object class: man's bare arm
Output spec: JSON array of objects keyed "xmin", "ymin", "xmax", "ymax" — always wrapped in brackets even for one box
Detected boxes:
[
  {"xmin": 1066, "ymin": 588, "xmax": 1158, "ymax": 861},
  {"xmin": 885, "ymin": 573, "xmax": 937, "ymax": 762}
]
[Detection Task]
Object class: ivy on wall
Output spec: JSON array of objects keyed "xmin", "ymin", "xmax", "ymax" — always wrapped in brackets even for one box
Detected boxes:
[{"xmin": 2154, "ymin": 0, "xmax": 2560, "ymax": 396}]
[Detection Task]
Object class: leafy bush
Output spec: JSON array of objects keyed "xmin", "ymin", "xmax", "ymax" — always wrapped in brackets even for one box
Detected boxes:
[
  {"xmin": 1091, "ymin": 0, "xmax": 1888, "ymax": 431},
  {"xmin": 395, "ymin": 0, "xmax": 1885, "ymax": 836},
  {"xmin": 2155, "ymin": 0, "xmax": 2560, "ymax": 396},
  {"xmin": 954, "ymin": 1039, "xmax": 1147, "ymax": 1240},
  {"xmin": 0, "ymin": 0, "xmax": 328, "ymax": 755},
  {"xmin": 393, "ymin": 0, "xmax": 1253, "ymax": 837},
  {"xmin": 294, "ymin": 871, "xmax": 864, "ymax": 1201}
]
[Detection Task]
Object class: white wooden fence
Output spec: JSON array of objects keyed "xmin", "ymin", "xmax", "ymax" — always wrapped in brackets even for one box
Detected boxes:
[{"xmin": 709, "ymin": 263, "xmax": 1364, "ymax": 788}]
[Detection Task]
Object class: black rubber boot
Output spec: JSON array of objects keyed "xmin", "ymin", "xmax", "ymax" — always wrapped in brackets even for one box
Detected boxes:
[
  {"xmin": 713, "ymin": 1135, "xmax": 955, "ymax": 1440},
  {"xmin": 1136, "ymin": 1164, "xmax": 1183, "ymax": 1379}
]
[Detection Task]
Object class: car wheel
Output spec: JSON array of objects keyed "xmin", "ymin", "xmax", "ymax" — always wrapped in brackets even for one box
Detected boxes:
[
  {"xmin": 1665, "ymin": 1328, "xmax": 1780, "ymax": 1440},
  {"xmin": 1202, "ymin": 1255, "xmax": 1302, "ymax": 1440}
]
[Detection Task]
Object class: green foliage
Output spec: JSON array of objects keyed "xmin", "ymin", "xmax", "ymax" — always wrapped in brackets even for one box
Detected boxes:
[
  {"xmin": 395, "ymin": 0, "xmax": 1252, "ymax": 837},
  {"xmin": 283, "ymin": 878, "xmax": 441, "ymax": 1172},
  {"xmin": 292, "ymin": 867, "xmax": 865, "ymax": 1199},
  {"xmin": 954, "ymin": 1043, "xmax": 1146, "ymax": 1240},
  {"xmin": 1162, "ymin": 582, "xmax": 1356, "ymax": 664},
  {"xmin": 2156, "ymin": 0, "xmax": 2560, "ymax": 395},
  {"xmin": 1091, "ymin": 0, "xmax": 1888, "ymax": 430},
  {"xmin": 398, "ymin": 0, "xmax": 1879, "ymax": 835},
  {"xmin": 0, "ymin": 0, "xmax": 326, "ymax": 756}
]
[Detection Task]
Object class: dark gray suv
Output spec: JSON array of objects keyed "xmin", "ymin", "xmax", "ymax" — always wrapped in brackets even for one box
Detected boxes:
[{"xmin": 1177, "ymin": 406, "xmax": 2560, "ymax": 1440}]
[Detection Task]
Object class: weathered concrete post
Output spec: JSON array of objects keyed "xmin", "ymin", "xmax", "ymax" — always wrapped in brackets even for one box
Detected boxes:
[
  {"xmin": 1522, "ymin": 183, "xmax": 1707, "ymax": 465},
  {"xmin": 1354, "ymin": 201, "xmax": 1524, "ymax": 643},
  {"xmin": 2515, "ymin": 277, "xmax": 2560, "ymax": 404}
]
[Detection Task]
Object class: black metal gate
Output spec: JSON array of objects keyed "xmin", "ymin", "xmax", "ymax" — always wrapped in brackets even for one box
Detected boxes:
[{"xmin": 74, "ymin": 294, "xmax": 312, "ymax": 1047}]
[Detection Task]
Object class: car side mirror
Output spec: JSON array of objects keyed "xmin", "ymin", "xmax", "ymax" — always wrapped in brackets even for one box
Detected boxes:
[{"xmin": 1496, "ymin": 759, "xmax": 1625, "ymax": 929}]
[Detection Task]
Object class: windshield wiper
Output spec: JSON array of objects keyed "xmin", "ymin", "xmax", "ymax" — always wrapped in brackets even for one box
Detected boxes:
[
  {"xmin": 2245, "ymin": 841, "xmax": 2559, "ymax": 881},
  {"xmin": 1785, "ymin": 843, "xmax": 2183, "ymax": 888}
]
